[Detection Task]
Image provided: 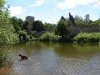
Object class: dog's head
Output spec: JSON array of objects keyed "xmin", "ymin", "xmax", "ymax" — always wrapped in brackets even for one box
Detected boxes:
[{"xmin": 19, "ymin": 54, "xmax": 22, "ymax": 56}]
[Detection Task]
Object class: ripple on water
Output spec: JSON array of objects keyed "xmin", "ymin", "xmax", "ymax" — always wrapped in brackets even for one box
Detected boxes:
[
  {"xmin": 56, "ymin": 55, "xmax": 100, "ymax": 75},
  {"xmin": 1, "ymin": 42, "xmax": 100, "ymax": 75}
]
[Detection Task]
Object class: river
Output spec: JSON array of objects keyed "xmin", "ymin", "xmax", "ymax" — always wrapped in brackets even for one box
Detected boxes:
[{"xmin": 0, "ymin": 42, "xmax": 100, "ymax": 75}]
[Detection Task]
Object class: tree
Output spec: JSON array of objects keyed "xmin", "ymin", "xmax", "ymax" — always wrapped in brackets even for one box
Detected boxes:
[
  {"xmin": 0, "ymin": 0, "xmax": 5, "ymax": 8},
  {"xmin": 22, "ymin": 20, "xmax": 29, "ymax": 31},
  {"xmin": 84, "ymin": 14, "xmax": 90, "ymax": 23},
  {"xmin": 74, "ymin": 15, "xmax": 83, "ymax": 22},
  {"xmin": 60, "ymin": 16, "xmax": 66, "ymax": 21},
  {"xmin": 55, "ymin": 19, "xmax": 69, "ymax": 38},
  {"xmin": 74, "ymin": 15, "xmax": 84, "ymax": 25},
  {"xmin": 69, "ymin": 12, "xmax": 75, "ymax": 25},
  {"xmin": 11, "ymin": 17, "xmax": 20, "ymax": 32},
  {"xmin": 44, "ymin": 22, "xmax": 56, "ymax": 32},
  {"xmin": 18, "ymin": 18, "xmax": 23, "ymax": 29},
  {"xmin": 11, "ymin": 17, "xmax": 24, "ymax": 33},
  {"xmin": 0, "ymin": 0, "xmax": 19, "ymax": 45},
  {"xmin": 32, "ymin": 20, "xmax": 44, "ymax": 32}
]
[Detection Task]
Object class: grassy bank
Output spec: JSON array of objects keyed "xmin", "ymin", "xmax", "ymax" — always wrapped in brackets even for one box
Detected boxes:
[{"xmin": 73, "ymin": 32, "xmax": 100, "ymax": 43}]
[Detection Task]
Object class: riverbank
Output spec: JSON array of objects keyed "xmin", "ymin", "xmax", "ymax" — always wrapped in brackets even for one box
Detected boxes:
[{"xmin": 20, "ymin": 32, "xmax": 100, "ymax": 43}]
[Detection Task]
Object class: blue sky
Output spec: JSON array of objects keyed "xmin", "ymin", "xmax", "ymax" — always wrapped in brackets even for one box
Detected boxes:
[{"xmin": 7, "ymin": 0, "xmax": 100, "ymax": 24}]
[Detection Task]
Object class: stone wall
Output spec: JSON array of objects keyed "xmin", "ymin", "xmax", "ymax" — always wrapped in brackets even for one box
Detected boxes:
[{"xmin": 68, "ymin": 20, "xmax": 100, "ymax": 35}]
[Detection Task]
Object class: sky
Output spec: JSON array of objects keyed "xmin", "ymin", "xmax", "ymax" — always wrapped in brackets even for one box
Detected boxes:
[{"xmin": 7, "ymin": 0, "xmax": 100, "ymax": 24}]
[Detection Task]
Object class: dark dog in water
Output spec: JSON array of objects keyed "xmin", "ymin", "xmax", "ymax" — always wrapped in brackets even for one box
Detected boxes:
[{"xmin": 19, "ymin": 54, "xmax": 28, "ymax": 60}]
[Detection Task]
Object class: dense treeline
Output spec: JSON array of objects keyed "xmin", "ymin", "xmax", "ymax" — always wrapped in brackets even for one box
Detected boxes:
[
  {"xmin": 0, "ymin": 0, "xmax": 100, "ymax": 46},
  {"xmin": 14, "ymin": 13, "xmax": 100, "ymax": 43}
]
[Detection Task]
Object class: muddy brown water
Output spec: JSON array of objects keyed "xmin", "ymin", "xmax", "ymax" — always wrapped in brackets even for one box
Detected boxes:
[{"xmin": 0, "ymin": 42, "xmax": 100, "ymax": 75}]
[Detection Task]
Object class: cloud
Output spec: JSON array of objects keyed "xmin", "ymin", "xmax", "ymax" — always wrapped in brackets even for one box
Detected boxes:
[
  {"xmin": 57, "ymin": 0, "xmax": 97, "ymax": 10},
  {"xmin": 93, "ymin": 1, "xmax": 100, "ymax": 8},
  {"xmin": 29, "ymin": 0, "xmax": 45, "ymax": 7},
  {"xmin": 9, "ymin": 7, "xmax": 26, "ymax": 16}
]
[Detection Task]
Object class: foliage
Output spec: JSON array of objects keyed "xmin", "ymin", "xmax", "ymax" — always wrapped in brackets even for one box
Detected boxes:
[
  {"xmin": 60, "ymin": 16, "xmax": 66, "ymax": 21},
  {"xmin": 0, "ymin": 47, "xmax": 7, "ymax": 67},
  {"xmin": 73, "ymin": 32, "xmax": 100, "ymax": 43},
  {"xmin": 39, "ymin": 32, "xmax": 61, "ymax": 42},
  {"xmin": 32, "ymin": 20, "xmax": 44, "ymax": 32},
  {"xmin": 69, "ymin": 12, "xmax": 75, "ymax": 25},
  {"xmin": 55, "ymin": 19, "xmax": 69, "ymax": 37},
  {"xmin": 18, "ymin": 18, "xmax": 23, "ymax": 29},
  {"xmin": 11, "ymin": 16, "xmax": 24, "ymax": 33},
  {"xmin": 18, "ymin": 30, "xmax": 27, "ymax": 40},
  {"xmin": 74, "ymin": 15, "xmax": 84, "ymax": 25},
  {"xmin": 18, "ymin": 30, "xmax": 36, "ymax": 41},
  {"xmin": 0, "ymin": 0, "xmax": 5, "ymax": 8},
  {"xmin": 0, "ymin": 0, "xmax": 19, "ymax": 45},
  {"xmin": 44, "ymin": 22, "xmax": 56, "ymax": 31},
  {"xmin": 90, "ymin": 20, "xmax": 100, "ymax": 25},
  {"xmin": 0, "ymin": 25, "xmax": 19, "ymax": 45},
  {"xmin": 84, "ymin": 14, "xmax": 90, "ymax": 23},
  {"xmin": 22, "ymin": 20, "xmax": 29, "ymax": 31}
]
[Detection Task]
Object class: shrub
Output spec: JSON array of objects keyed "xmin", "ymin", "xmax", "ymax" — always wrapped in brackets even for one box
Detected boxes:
[
  {"xmin": 18, "ymin": 30, "xmax": 36, "ymax": 41},
  {"xmin": 73, "ymin": 32, "xmax": 100, "ymax": 43},
  {"xmin": 39, "ymin": 32, "xmax": 61, "ymax": 42}
]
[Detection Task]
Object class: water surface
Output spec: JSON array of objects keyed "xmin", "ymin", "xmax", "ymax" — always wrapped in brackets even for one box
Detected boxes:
[{"xmin": 0, "ymin": 42, "xmax": 100, "ymax": 75}]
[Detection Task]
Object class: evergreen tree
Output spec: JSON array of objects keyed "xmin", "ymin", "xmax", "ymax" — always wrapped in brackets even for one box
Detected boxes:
[
  {"xmin": 69, "ymin": 12, "xmax": 75, "ymax": 25},
  {"xmin": 60, "ymin": 16, "xmax": 66, "ymax": 21}
]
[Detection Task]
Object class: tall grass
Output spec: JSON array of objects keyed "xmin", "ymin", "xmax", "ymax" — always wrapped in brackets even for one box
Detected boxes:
[
  {"xmin": 39, "ymin": 32, "xmax": 61, "ymax": 42},
  {"xmin": 73, "ymin": 32, "xmax": 100, "ymax": 42}
]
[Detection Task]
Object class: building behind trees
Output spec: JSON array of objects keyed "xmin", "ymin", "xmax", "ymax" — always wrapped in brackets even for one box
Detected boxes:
[{"xmin": 26, "ymin": 16, "xmax": 35, "ymax": 34}]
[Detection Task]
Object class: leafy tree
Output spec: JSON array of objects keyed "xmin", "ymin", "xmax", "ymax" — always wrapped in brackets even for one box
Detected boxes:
[
  {"xmin": 74, "ymin": 15, "xmax": 83, "ymax": 22},
  {"xmin": 11, "ymin": 17, "xmax": 24, "ymax": 33},
  {"xmin": 11, "ymin": 17, "xmax": 20, "ymax": 32},
  {"xmin": 84, "ymin": 14, "xmax": 90, "ymax": 23},
  {"xmin": 55, "ymin": 19, "xmax": 69, "ymax": 38},
  {"xmin": 0, "ymin": 0, "xmax": 19, "ymax": 45},
  {"xmin": 32, "ymin": 20, "xmax": 44, "ymax": 32},
  {"xmin": 22, "ymin": 20, "xmax": 29, "ymax": 31},
  {"xmin": 74, "ymin": 15, "xmax": 84, "ymax": 25},
  {"xmin": 18, "ymin": 18, "xmax": 23, "ymax": 29},
  {"xmin": 44, "ymin": 22, "xmax": 56, "ymax": 32},
  {"xmin": 0, "ymin": 0, "xmax": 5, "ymax": 8}
]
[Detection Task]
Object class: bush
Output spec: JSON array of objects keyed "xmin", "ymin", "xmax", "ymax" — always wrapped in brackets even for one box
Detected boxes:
[
  {"xmin": 73, "ymin": 32, "xmax": 100, "ymax": 43},
  {"xmin": 39, "ymin": 32, "xmax": 61, "ymax": 42},
  {"xmin": 18, "ymin": 30, "xmax": 36, "ymax": 41},
  {"xmin": 26, "ymin": 35, "xmax": 37, "ymax": 41},
  {"xmin": 18, "ymin": 30, "xmax": 27, "ymax": 40}
]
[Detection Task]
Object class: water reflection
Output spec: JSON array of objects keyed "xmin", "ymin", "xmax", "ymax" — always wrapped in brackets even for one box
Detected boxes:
[{"xmin": 0, "ymin": 42, "xmax": 100, "ymax": 75}]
